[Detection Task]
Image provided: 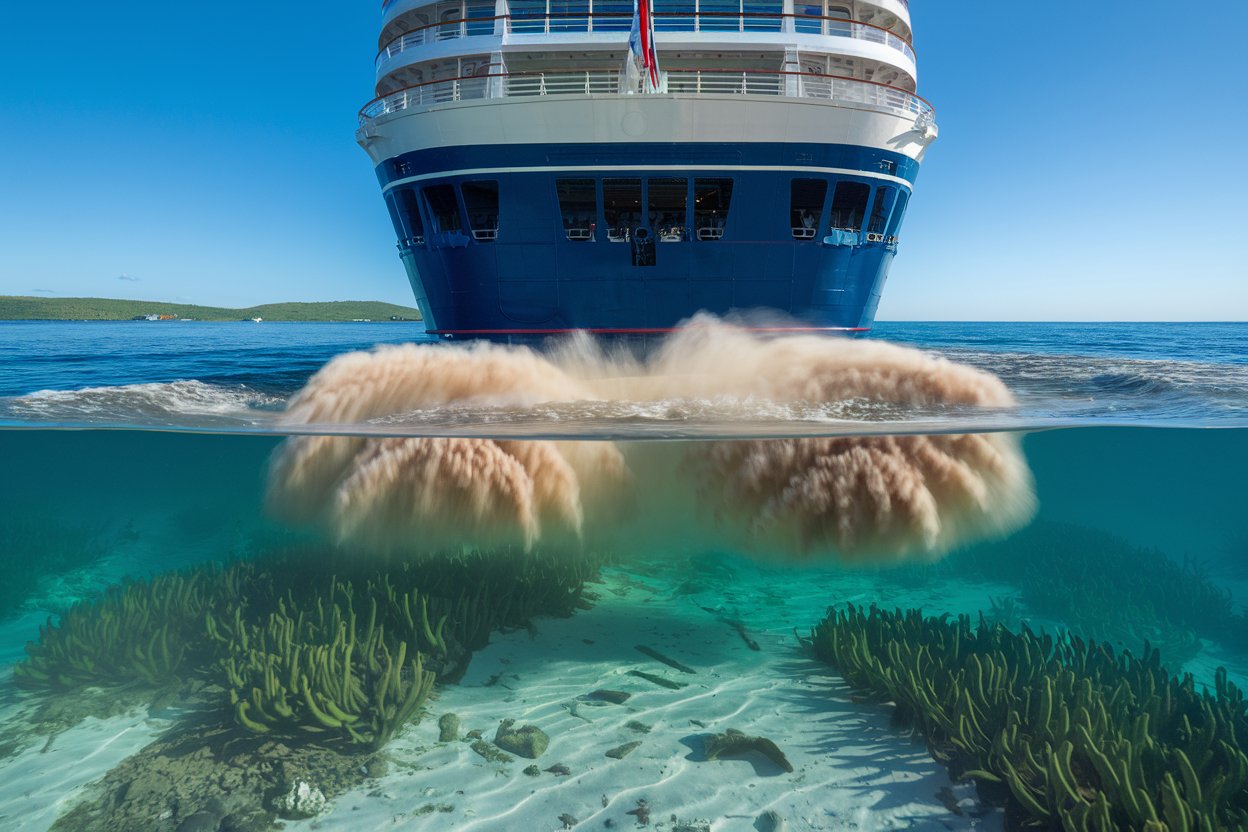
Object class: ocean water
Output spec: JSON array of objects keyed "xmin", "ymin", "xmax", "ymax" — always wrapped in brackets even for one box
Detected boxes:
[{"xmin": 0, "ymin": 320, "xmax": 1245, "ymax": 832}]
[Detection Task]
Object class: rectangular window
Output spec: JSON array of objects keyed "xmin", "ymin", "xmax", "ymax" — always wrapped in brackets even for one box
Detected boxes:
[
  {"xmin": 829, "ymin": 181, "xmax": 870, "ymax": 231},
  {"xmin": 887, "ymin": 190, "xmax": 910, "ymax": 238},
  {"xmin": 462, "ymin": 180, "xmax": 499, "ymax": 241},
  {"xmin": 393, "ymin": 188, "xmax": 425, "ymax": 245},
  {"xmin": 793, "ymin": 1, "xmax": 822, "ymax": 33},
  {"xmin": 603, "ymin": 178, "xmax": 642, "ymax": 242},
  {"xmin": 742, "ymin": 0, "xmax": 782, "ymax": 31},
  {"xmin": 549, "ymin": 0, "xmax": 589, "ymax": 31},
  {"xmin": 593, "ymin": 0, "xmax": 632, "ymax": 31},
  {"xmin": 648, "ymin": 177, "xmax": 687, "ymax": 242},
  {"xmin": 423, "ymin": 184, "xmax": 462, "ymax": 233},
  {"xmin": 699, "ymin": 0, "xmax": 740, "ymax": 32},
  {"xmin": 693, "ymin": 178, "xmax": 732, "ymax": 240},
  {"xmin": 556, "ymin": 178, "xmax": 597, "ymax": 241},
  {"xmin": 509, "ymin": 0, "xmax": 546, "ymax": 33},
  {"xmin": 653, "ymin": 0, "xmax": 695, "ymax": 31},
  {"xmin": 790, "ymin": 178, "xmax": 827, "ymax": 239},
  {"xmin": 464, "ymin": 0, "xmax": 495, "ymax": 35},
  {"xmin": 866, "ymin": 186, "xmax": 896, "ymax": 236}
]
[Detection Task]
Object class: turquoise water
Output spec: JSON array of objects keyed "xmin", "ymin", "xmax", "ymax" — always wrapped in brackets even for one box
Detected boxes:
[{"xmin": 1, "ymin": 321, "xmax": 1246, "ymax": 831}]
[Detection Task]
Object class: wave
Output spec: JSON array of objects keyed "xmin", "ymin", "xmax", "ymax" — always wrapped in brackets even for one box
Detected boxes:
[
  {"xmin": 0, "ymin": 380, "xmax": 283, "ymax": 427},
  {"xmin": 1, "ymin": 339, "xmax": 1246, "ymax": 438}
]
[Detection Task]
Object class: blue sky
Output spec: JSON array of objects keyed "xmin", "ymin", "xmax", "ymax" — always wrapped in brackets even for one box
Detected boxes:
[{"xmin": 0, "ymin": 2, "xmax": 1244, "ymax": 320}]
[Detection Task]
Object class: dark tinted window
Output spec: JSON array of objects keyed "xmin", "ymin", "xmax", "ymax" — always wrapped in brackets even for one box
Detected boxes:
[
  {"xmin": 603, "ymin": 178, "xmax": 642, "ymax": 242},
  {"xmin": 464, "ymin": 0, "xmax": 495, "ymax": 35},
  {"xmin": 648, "ymin": 177, "xmax": 687, "ymax": 242},
  {"xmin": 423, "ymin": 184, "xmax": 462, "ymax": 233},
  {"xmin": 593, "ymin": 0, "xmax": 632, "ymax": 31},
  {"xmin": 742, "ymin": 0, "xmax": 781, "ymax": 31},
  {"xmin": 557, "ymin": 178, "xmax": 597, "ymax": 241},
  {"xmin": 462, "ymin": 180, "xmax": 499, "ymax": 241},
  {"xmin": 549, "ymin": 0, "xmax": 589, "ymax": 31},
  {"xmin": 393, "ymin": 188, "xmax": 425, "ymax": 244},
  {"xmin": 790, "ymin": 178, "xmax": 827, "ymax": 239},
  {"xmin": 693, "ymin": 178, "xmax": 732, "ymax": 240},
  {"xmin": 829, "ymin": 181, "xmax": 870, "ymax": 231},
  {"xmin": 510, "ymin": 0, "xmax": 545, "ymax": 32},
  {"xmin": 867, "ymin": 186, "xmax": 896, "ymax": 235},
  {"xmin": 887, "ymin": 190, "xmax": 910, "ymax": 237},
  {"xmin": 654, "ymin": 0, "xmax": 695, "ymax": 31}
]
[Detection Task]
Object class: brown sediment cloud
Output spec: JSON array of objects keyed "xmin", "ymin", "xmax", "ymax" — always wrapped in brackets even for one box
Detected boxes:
[
  {"xmin": 266, "ymin": 317, "xmax": 1034, "ymax": 562},
  {"xmin": 265, "ymin": 342, "xmax": 628, "ymax": 551}
]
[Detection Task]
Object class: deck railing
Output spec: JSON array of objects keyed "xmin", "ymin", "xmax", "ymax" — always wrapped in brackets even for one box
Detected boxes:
[
  {"xmin": 375, "ymin": 12, "xmax": 915, "ymax": 67},
  {"xmin": 359, "ymin": 68, "xmax": 934, "ymax": 126}
]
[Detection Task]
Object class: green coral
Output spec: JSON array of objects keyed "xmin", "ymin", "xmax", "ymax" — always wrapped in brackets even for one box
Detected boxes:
[
  {"xmin": 813, "ymin": 604, "xmax": 1248, "ymax": 830},
  {"xmin": 14, "ymin": 547, "xmax": 597, "ymax": 751},
  {"xmin": 14, "ymin": 569, "xmax": 223, "ymax": 689},
  {"xmin": 946, "ymin": 523, "xmax": 1242, "ymax": 664}
]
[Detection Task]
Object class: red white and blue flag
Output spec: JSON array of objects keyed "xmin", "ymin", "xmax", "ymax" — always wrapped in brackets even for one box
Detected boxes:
[{"xmin": 627, "ymin": 0, "xmax": 661, "ymax": 93}]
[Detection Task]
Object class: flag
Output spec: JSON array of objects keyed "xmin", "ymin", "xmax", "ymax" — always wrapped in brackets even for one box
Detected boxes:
[{"xmin": 626, "ymin": 0, "xmax": 661, "ymax": 93}]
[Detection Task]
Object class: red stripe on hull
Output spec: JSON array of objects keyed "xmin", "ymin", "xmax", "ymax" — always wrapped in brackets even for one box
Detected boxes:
[{"xmin": 428, "ymin": 326, "xmax": 872, "ymax": 335}]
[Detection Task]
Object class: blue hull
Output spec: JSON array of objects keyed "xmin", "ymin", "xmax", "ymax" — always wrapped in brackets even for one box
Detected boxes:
[{"xmin": 375, "ymin": 141, "xmax": 918, "ymax": 337}]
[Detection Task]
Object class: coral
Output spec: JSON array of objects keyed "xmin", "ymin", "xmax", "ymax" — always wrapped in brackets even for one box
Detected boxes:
[
  {"xmin": 15, "ymin": 569, "xmax": 225, "ymax": 690},
  {"xmin": 15, "ymin": 547, "xmax": 598, "ymax": 754},
  {"xmin": 605, "ymin": 741, "xmax": 642, "ymax": 759},
  {"xmin": 949, "ymin": 523, "xmax": 1230, "ymax": 665},
  {"xmin": 702, "ymin": 729, "xmax": 794, "ymax": 773},
  {"xmin": 220, "ymin": 596, "xmax": 436, "ymax": 750},
  {"xmin": 493, "ymin": 719, "xmax": 549, "ymax": 759},
  {"xmin": 813, "ymin": 604, "xmax": 1248, "ymax": 830},
  {"xmin": 437, "ymin": 713, "xmax": 460, "ymax": 742}
]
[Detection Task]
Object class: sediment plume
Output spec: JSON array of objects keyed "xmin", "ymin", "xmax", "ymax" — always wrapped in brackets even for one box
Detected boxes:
[{"xmin": 266, "ymin": 316, "xmax": 1034, "ymax": 562}]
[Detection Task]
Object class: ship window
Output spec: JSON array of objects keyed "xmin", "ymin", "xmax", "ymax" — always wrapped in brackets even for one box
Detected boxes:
[
  {"xmin": 549, "ymin": 0, "xmax": 589, "ymax": 32},
  {"xmin": 423, "ymin": 184, "xmax": 462, "ymax": 233},
  {"xmin": 464, "ymin": 0, "xmax": 495, "ymax": 35},
  {"xmin": 462, "ymin": 180, "xmax": 499, "ymax": 241},
  {"xmin": 826, "ymin": 3, "xmax": 851, "ymax": 35},
  {"xmin": 887, "ymin": 190, "xmax": 910, "ymax": 237},
  {"xmin": 603, "ymin": 178, "xmax": 642, "ymax": 242},
  {"xmin": 790, "ymin": 178, "xmax": 827, "ymax": 240},
  {"xmin": 557, "ymin": 178, "xmax": 597, "ymax": 241},
  {"xmin": 829, "ymin": 181, "xmax": 869, "ymax": 231},
  {"xmin": 793, "ymin": 1, "xmax": 821, "ymax": 33},
  {"xmin": 693, "ymin": 178, "xmax": 732, "ymax": 241},
  {"xmin": 699, "ymin": 0, "xmax": 740, "ymax": 32},
  {"xmin": 393, "ymin": 188, "xmax": 426, "ymax": 245},
  {"xmin": 510, "ymin": 0, "xmax": 546, "ymax": 32},
  {"xmin": 741, "ymin": 0, "xmax": 781, "ymax": 31},
  {"xmin": 593, "ymin": 0, "xmax": 632, "ymax": 31},
  {"xmin": 867, "ymin": 186, "xmax": 896, "ymax": 235},
  {"xmin": 654, "ymin": 0, "xmax": 695, "ymax": 31},
  {"xmin": 648, "ymin": 177, "xmax": 687, "ymax": 242}
]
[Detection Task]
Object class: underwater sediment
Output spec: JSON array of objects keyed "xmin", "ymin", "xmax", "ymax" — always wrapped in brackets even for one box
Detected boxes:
[{"xmin": 267, "ymin": 319, "xmax": 1036, "ymax": 563}]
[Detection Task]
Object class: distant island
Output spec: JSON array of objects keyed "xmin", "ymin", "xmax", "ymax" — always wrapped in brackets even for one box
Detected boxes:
[{"xmin": 0, "ymin": 296, "xmax": 422, "ymax": 322}]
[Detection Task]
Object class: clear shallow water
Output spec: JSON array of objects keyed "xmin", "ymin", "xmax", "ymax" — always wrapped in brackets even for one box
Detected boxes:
[{"xmin": 1, "ymin": 321, "xmax": 1247, "ymax": 831}]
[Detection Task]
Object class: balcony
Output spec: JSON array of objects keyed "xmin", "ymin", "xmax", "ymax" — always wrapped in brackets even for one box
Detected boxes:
[
  {"xmin": 359, "ymin": 67, "xmax": 935, "ymax": 127},
  {"xmin": 376, "ymin": 12, "xmax": 916, "ymax": 70}
]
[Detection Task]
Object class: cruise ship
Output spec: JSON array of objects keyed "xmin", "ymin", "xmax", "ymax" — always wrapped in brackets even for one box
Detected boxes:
[{"xmin": 357, "ymin": 0, "xmax": 936, "ymax": 338}]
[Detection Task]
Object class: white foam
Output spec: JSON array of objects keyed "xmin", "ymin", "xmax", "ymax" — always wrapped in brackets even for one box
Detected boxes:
[{"xmin": 4, "ymin": 380, "xmax": 282, "ymax": 425}]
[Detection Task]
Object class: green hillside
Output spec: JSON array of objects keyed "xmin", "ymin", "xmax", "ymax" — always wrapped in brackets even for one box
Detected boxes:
[{"xmin": 0, "ymin": 297, "xmax": 422, "ymax": 322}]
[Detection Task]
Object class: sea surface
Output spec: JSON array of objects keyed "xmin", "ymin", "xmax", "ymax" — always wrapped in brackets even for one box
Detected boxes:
[{"xmin": 0, "ymin": 320, "xmax": 1245, "ymax": 832}]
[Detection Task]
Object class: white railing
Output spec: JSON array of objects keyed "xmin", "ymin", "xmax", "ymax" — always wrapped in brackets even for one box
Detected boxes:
[
  {"xmin": 376, "ymin": 13, "xmax": 915, "ymax": 69},
  {"xmin": 359, "ymin": 69, "xmax": 934, "ymax": 126}
]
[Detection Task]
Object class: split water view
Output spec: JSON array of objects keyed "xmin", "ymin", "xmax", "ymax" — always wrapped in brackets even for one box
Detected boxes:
[{"xmin": 3, "ymin": 1, "xmax": 1248, "ymax": 830}]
